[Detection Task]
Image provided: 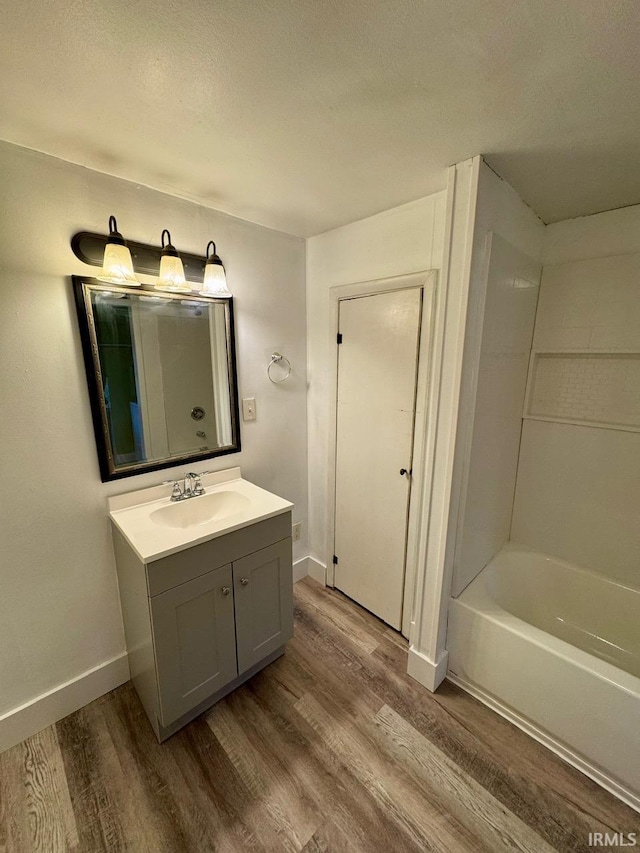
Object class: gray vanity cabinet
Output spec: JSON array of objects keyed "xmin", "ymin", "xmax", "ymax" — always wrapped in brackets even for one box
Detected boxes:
[
  {"xmin": 112, "ymin": 511, "xmax": 293, "ymax": 742},
  {"xmin": 233, "ymin": 540, "xmax": 294, "ymax": 673},
  {"xmin": 151, "ymin": 564, "xmax": 238, "ymax": 725}
]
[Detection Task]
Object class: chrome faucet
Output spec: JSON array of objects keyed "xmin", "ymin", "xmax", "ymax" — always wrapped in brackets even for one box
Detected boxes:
[{"xmin": 163, "ymin": 472, "xmax": 211, "ymax": 502}]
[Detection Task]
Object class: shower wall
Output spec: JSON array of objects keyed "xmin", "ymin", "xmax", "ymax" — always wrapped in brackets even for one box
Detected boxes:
[
  {"xmin": 511, "ymin": 206, "xmax": 640, "ymax": 587},
  {"xmin": 449, "ymin": 161, "xmax": 544, "ymax": 597}
]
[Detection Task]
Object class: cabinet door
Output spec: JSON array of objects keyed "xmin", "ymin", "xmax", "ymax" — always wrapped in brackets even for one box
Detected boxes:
[
  {"xmin": 233, "ymin": 539, "xmax": 293, "ymax": 674},
  {"xmin": 150, "ymin": 564, "xmax": 238, "ymax": 726}
]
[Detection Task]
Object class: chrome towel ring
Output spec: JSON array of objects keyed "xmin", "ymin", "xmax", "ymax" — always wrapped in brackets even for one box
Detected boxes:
[{"xmin": 267, "ymin": 352, "xmax": 291, "ymax": 383}]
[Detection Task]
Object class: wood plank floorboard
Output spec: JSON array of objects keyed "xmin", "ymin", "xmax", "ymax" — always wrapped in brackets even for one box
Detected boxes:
[{"xmin": 1, "ymin": 577, "xmax": 638, "ymax": 852}]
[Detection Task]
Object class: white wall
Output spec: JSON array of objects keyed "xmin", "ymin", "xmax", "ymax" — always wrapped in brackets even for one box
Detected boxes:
[
  {"xmin": 449, "ymin": 161, "xmax": 544, "ymax": 597},
  {"xmin": 305, "ymin": 194, "xmax": 447, "ymax": 569},
  {"xmin": 511, "ymin": 204, "xmax": 640, "ymax": 586},
  {"xmin": 0, "ymin": 141, "xmax": 307, "ymax": 733}
]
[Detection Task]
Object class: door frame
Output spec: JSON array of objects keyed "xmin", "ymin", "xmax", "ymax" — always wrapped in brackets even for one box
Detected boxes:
[{"xmin": 325, "ymin": 270, "xmax": 437, "ymax": 637}]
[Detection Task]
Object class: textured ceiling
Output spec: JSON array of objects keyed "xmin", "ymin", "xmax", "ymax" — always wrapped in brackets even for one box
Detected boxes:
[{"xmin": 1, "ymin": 0, "xmax": 640, "ymax": 235}]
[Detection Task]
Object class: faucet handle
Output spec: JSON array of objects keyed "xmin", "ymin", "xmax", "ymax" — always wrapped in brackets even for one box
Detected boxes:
[
  {"xmin": 188, "ymin": 471, "xmax": 208, "ymax": 495},
  {"xmin": 163, "ymin": 480, "xmax": 183, "ymax": 501}
]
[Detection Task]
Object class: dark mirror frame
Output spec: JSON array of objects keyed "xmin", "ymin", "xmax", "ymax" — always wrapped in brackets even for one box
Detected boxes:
[{"xmin": 72, "ymin": 276, "xmax": 241, "ymax": 482}]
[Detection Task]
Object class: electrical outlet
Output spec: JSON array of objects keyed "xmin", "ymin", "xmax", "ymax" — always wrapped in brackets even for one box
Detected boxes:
[
  {"xmin": 292, "ymin": 521, "xmax": 302, "ymax": 542},
  {"xmin": 242, "ymin": 397, "xmax": 257, "ymax": 421}
]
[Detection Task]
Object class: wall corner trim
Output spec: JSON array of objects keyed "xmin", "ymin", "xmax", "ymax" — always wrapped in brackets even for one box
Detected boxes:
[
  {"xmin": 0, "ymin": 652, "xmax": 130, "ymax": 753},
  {"xmin": 407, "ymin": 647, "xmax": 449, "ymax": 692},
  {"xmin": 293, "ymin": 555, "xmax": 327, "ymax": 585},
  {"xmin": 408, "ymin": 157, "xmax": 481, "ymax": 677}
]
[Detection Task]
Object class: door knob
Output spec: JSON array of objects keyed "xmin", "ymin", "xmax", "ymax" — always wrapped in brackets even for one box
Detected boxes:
[
  {"xmin": 221, "ymin": 586, "xmax": 230, "ymax": 596},
  {"xmin": 240, "ymin": 577, "xmax": 249, "ymax": 586},
  {"xmin": 399, "ymin": 468, "xmax": 411, "ymax": 476}
]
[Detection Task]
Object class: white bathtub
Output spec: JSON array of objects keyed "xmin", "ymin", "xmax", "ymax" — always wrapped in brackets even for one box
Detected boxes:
[{"xmin": 448, "ymin": 544, "xmax": 640, "ymax": 812}]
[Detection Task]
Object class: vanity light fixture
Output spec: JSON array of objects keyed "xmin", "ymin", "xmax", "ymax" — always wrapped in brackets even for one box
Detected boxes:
[
  {"xmin": 96, "ymin": 216, "xmax": 141, "ymax": 286},
  {"xmin": 200, "ymin": 241, "xmax": 231, "ymax": 297},
  {"xmin": 155, "ymin": 229, "xmax": 191, "ymax": 292}
]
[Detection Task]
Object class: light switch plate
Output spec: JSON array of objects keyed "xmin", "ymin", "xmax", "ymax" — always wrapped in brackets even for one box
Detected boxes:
[{"xmin": 242, "ymin": 397, "xmax": 257, "ymax": 421}]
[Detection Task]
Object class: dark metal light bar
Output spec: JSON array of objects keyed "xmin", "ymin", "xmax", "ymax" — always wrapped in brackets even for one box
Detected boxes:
[{"xmin": 71, "ymin": 231, "xmax": 208, "ymax": 284}]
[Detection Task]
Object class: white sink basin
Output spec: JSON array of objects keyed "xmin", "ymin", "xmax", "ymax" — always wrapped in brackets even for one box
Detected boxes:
[
  {"xmin": 108, "ymin": 467, "xmax": 293, "ymax": 562},
  {"xmin": 150, "ymin": 491, "xmax": 251, "ymax": 529}
]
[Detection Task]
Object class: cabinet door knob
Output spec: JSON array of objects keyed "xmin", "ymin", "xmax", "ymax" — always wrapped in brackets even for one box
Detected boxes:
[
  {"xmin": 221, "ymin": 586, "xmax": 231, "ymax": 596},
  {"xmin": 240, "ymin": 577, "xmax": 249, "ymax": 586}
]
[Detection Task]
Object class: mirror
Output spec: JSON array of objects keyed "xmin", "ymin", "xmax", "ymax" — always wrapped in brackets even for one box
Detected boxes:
[{"xmin": 73, "ymin": 277, "xmax": 240, "ymax": 481}]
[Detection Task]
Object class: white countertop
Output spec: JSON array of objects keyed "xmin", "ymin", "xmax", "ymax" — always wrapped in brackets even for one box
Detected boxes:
[{"xmin": 108, "ymin": 467, "xmax": 293, "ymax": 563}]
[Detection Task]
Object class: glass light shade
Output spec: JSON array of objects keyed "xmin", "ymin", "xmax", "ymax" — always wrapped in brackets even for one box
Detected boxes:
[
  {"xmin": 200, "ymin": 261, "xmax": 231, "ymax": 297},
  {"xmin": 97, "ymin": 242, "xmax": 140, "ymax": 286},
  {"xmin": 155, "ymin": 254, "xmax": 191, "ymax": 292}
]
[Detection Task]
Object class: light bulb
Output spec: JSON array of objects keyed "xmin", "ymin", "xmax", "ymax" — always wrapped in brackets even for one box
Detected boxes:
[
  {"xmin": 200, "ymin": 240, "xmax": 231, "ymax": 297},
  {"xmin": 96, "ymin": 216, "xmax": 140, "ymax": 286},
  {"xmin": 155, "ymin": 229, "xmax": 191, "ymax": 292}
]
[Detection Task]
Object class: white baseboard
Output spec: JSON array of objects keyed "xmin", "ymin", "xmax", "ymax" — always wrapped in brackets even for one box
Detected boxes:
[
  {"xmin": 307, "ymin": 556, "xmax": 326, "ymax": 585},
  {"xmin": 293, "ymin": 556, "xmax": 309, "ymax": 583},
  {"xmin": 0, "ymin": 653, "xmax": 130, "ymax": 754},
  {"xmin": 407, "ymin": 647, "xmax": 449, "ymax": 692},
  {"xmin": 293, "ymin": 555, "xmax": 326, "ymax": 584},
  {"xmin": 447, "ymin": 672, "xmax": 640, "ymax": 815}
]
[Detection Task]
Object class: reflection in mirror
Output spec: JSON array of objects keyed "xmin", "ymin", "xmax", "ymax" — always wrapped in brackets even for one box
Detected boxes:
[{"xmin": 73, "ymin": 278, "xmax": 240, "ymax": 481}]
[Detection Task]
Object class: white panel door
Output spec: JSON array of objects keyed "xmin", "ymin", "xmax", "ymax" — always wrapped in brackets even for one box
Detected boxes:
[{"xmin": 334, "ymin": 288, "xmax": 422, "ymax": 629}]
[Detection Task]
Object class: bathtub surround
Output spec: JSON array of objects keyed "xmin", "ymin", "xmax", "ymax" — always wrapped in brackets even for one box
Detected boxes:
[
  {"xmin": 525, "ymin": 352, "xmax": 640, "ymax": 428},
  {"xmin": 512, "ymin": 213, "xmax": 640, "ymax": 586},
  {"xmin": 0, "ymin": 140, "xmax": 308, "ymax": 751},
  {"xmin": 445, "ymin": 194, "xmax": 640, "ymax": 811},
  {"xmin": 512, "ymin": 422, "xmax": 640, "ymax": 587},
  {"xmin": 543, "ymin": 203, "xmax": 640, "ymax": 265},
  {"xmin": 447, "ymin": 161, "xmax": 544, "ymax": 598}
]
